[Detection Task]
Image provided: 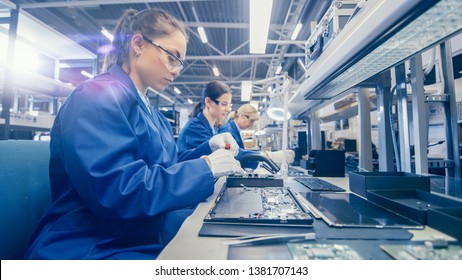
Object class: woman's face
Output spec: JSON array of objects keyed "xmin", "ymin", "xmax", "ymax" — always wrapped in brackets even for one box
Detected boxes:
[
  {"xmin": 236, "ymin": 113, "xmax": 256, "ymax": 129},
  {"xmin": 207, "ymin": 93, "xmax": 232, "ymax": 121},
  {"xmin": 132, "ymin": 29, "xmax": 187, "ymax": 93}
]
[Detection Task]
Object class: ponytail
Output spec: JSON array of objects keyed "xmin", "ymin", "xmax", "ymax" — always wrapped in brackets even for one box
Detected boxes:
[{"xmin": 102, "ymin": 7, "xmax": 187, "ymax": 72}]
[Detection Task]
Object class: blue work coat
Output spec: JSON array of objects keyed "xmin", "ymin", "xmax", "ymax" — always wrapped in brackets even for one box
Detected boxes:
[
  {"xmin": 218, "ymin": 119, "xmax": 244, "ymax": 149},
  {"xmin": 177, "ymin": 112, "xmax": 258, "ymax": 168},
  {"xmin": 24, "ymin": 65, "xmax": 214, "ymax": 260}
]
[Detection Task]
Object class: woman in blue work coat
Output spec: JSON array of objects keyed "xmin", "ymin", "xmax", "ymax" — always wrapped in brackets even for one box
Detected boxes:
[
  {"xmin": 178, "ymin": 81, "xmax": 232, "ymax": 154},
  {"xmin": 177, "ymin": 81, "xmax": 261, "ymax": 169},
  {"xmin": 219, "ymin": 104, "xmax": 295, "ymax": 163},
  {"xmin": 24, "ymin": 8, "xmax": 242, "ymax": 260},
  {"xmin": 219, "ymin": 103, "xmax": 260, "ymax": 149}
]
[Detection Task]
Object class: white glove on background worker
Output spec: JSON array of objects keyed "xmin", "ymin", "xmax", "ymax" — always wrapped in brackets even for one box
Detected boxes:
[
  {"xmin": 263, "ymin": 150, "xmax": 295, "ymax": 165},
  {"xmin": 208, "ymin": 132, "xmax": 239, "ymax": 156},
  {"xmin": 202, "ymin": 149, "xmax": 244, "ymax": 178}
]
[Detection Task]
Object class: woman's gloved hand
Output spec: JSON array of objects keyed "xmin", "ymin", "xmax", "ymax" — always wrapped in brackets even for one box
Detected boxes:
[
  {"xmin": 202, "ymin": 149, "xmax": 244, "ymax": 178},
  {"xmin": 209, "ymin": 132, "xmax": 239, "ymax": 156},
  {"xmin": 263, "ymin": 150, "xmax": 295, "ymax": 164}
]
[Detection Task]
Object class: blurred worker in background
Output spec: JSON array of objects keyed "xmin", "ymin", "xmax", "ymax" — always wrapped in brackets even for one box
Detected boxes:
[{"xmin": 219, "ymin": 103, "xmax": 296, "ymax": 165}]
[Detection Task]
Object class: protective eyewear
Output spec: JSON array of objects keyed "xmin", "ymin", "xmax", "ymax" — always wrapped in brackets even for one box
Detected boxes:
[{"xmin": 141, "ymin": 35, "xmax": 185, "ymax": 71}]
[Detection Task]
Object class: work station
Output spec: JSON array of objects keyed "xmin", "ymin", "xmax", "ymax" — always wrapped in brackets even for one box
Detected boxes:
[{"xmin": 1, "ymin": 0, "xmax": 462, "ymax": 262}]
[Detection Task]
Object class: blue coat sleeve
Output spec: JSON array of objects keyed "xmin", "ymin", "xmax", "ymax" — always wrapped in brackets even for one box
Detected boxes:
[
  {"xmin": 54, "ymin": 80, "xmax": 214, "ymax": 219},
  {"xmin": 177, "ymin": 116, "xmax": 214, "ymax": 158}
]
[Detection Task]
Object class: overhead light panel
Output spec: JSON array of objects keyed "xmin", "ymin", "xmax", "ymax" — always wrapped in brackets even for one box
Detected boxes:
[
  {"xmin": 148, "ymin": 87, "xmax": 174, "ymax": 103},
  {"xmin": 249, "ymin": 0, "xmax": 274, "ymax": 54},
  {"xmin": 250, "ymin": 101, "xmax": 259, "ymax": 110},
  {"xmin": 275, "ymin": 65, "xmax": 282, "ymax": 75},
  {"xmin": 212, "ymin": 66, "xmax": 220, "ymax": 76},
  {"xmin": 80, "ymin": 70, "xmax": 94, "ymax": 78},
  {"xmin": 187, "ymin": 98, "xmax": 194, "ymax": 104},
  {"xmin": 197, "ymin": 26, "xmax": 208, "ymax": 43},
  {"xmin": 241, "ymin": 81, "xmax": 252, "ymax": 101},
  {"xmin": 101, "ymin": 28, "xmax": 113, "ymax": 41},
  {"xmin": 291, "ymin": 22, "xmax": 302, "ymax": 40},
  {"xmin": 303, "ymin": 0, "xmax": 462, "ymax": 100},
  {"xmin": 297, "ymin": 59, "xmax": 306, "ymax": 71},
  {"xmin": 173, "ymin": 87, "xmax": 181, "ymax": 94}
]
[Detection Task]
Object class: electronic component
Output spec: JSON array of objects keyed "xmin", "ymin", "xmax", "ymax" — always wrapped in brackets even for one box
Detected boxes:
[
  {"xmin": 294, "ymin": 177, "xmax": 345, "ymax": 192},
  {"xmin": 380, "ymin": 243, "xmax": 462, "ymax": 260},
  {"xmin": 226, "ymin": 174, "xmax": 283, "ymax": 187},
  {"xmin": 204, "ymin": 186, "xmax": 313, "ymax": 226},
  {"xmin": 299, "ymin": 192, "xmax": 424, "ymax": 229},
  {"xmin": 288, "ymin": 243, "xmax": 363, "ymax": 260}
]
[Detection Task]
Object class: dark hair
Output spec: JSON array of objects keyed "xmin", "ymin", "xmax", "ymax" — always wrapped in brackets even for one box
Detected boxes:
[
  {"xmin": 102, "ymin": 7, "xmax": 187, "ymax": 72},
  {"xmin": 191, "ymin": 81, "xmax": 231, "ymax": 117}
]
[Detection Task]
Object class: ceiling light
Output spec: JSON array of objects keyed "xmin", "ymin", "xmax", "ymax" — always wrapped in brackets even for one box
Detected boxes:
[
  {"xmin": 291, "ymin": 22, "xmax": 303, "ymax": 40},
  {"xmin": 249, "ymin": 0, "xmax": 274, "ymax": 54},
  {"xmin": 101, "ymin": 28, "xmax": 113, "ymax": 41},
  {"xmin": 187, "ymin": 98, "xmax": 194, "ymax": 104},
  {"xmin": 241, "ymin": 81, "xmax": 252, "ymax": 101},
  {"xmin": 197, "ymin": 26, "xmax": 208, "ymax": 43},
  {"xmin": 148, "ymin": 87, "xmax": 174, "ymax": 103},
  {"xmin": 250, "ymin": 101, "xmax": 259, "ymax": 110},
  {"xmin": 212, "ymin": 66, "xmax": 220, "ymax": 76},
  {"xmin": 173, "ymin": 87, "xmax": 181, "ymax": 94},
  {"xmin": 302, "ymin": 0, "xmax": 462, "ymax": 100},
  {"xmin": 80, "ymin": 70, "xmax": 94, "ymax": 78},
  {"xmin": 275, "ymin": 65, "xmax": 282, "ymax": 75},
  {"xmin": 297, "ymin": 59, "xmax": 306, "ymax": 71},
  {"xmin": 262, "ymin": 97, "xmax": 267, "ymax": 103}
]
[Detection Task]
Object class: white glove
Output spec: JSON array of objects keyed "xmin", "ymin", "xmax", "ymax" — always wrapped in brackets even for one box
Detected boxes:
[
  {"xmin": 209, "ymin": 132, "xmax": 239, "ymax": 156},
  {"xmin": 264, "ymin": 150, "xmax": 295, "ymax": 164},
  {"xmin": 202, "ymin": 149, "xmax": 244, "ymax": 178}
]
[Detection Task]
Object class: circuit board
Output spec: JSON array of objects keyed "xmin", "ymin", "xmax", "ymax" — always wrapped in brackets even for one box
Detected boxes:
[
  {"xmin": 204, "ymin": 186, "xmax": 313, "ymax": 226},
  {"xmin": 380, "ymin": 244, "xmax": 462, "ymax": 260},
  {"xmin": 288, "ymin": 243, "xmax": 363, "ymax": 260}
]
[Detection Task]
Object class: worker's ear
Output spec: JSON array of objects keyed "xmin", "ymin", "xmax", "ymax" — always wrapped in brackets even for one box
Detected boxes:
[{"xmin": 131, "ymin": 34, "xmax": 144, "ymax": 55}]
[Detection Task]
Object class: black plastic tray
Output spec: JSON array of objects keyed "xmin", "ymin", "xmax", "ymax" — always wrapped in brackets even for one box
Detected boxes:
[
  {"xmin": 367, "ymin": 189, "xmax": 462, "ymax": 224},
  {"xmin": 349, "ymin": 171, "xmax": 430, "ymax": 198},
  {"xmin": 427, "ymin": 207, "xmax": 462, "ymax": 240}
]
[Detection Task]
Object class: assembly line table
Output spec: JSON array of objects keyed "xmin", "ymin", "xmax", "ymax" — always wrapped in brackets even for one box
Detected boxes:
[{"xmin": 157, "ymin": 176, "xmax": 454, "ymax": 260}]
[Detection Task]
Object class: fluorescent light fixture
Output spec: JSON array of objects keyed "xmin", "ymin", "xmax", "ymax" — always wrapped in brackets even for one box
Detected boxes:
[
  {"xmin": 303, "ymin": 0, "xmax": 462, "ymax": 100},
  {"xmin": 267, "ymin": 86, "xmax": 273, "ymax": 93},
  {"xmin": 101, "ymin": 28, "xmax": 114, "ymax": 41},
  {"xmin": 12, "ymin": 41, "xmax": 39, "ymax": 72},
  {"xmin": 197, "ymin": 26, "xmax": 208, "ymax": 43},
  {"xmin": 80, "ymin": 70, "xmax": 94, "ymax": 78},
  {"xmin": 148, "ymin": 87, "xmax": 174, "ymax": 103},
  {"xmin": 297, "ymin": 59, "xmax": 306, "ymax": 71},
  {"xmin": 173, "ymin": 87, "xmax": 181, "ymax": 94},
  {"xmin": 291, "ymin": 22, "xmax": 302, "ymax": 40},
  {"xmin": 262, "ymin": 97, "xmax": 267, "ymax": 103},
  {"xmin": 212, "ymin": 66, "xmax": 220, "ymax": 76},
  {"xmin": 241, "ymin": 81, "xmax": 253, "ymax": 101},
  {"xmin": 249, "ymin": 0, "xmax": 274, "ymax": 54},
  {"xmin": 187, "ymin": 98, "xmax": 194, "ymax": 104},
  {"xmin": 275, "ymin": 65, "xmax": 282, "ymax": 74}
]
